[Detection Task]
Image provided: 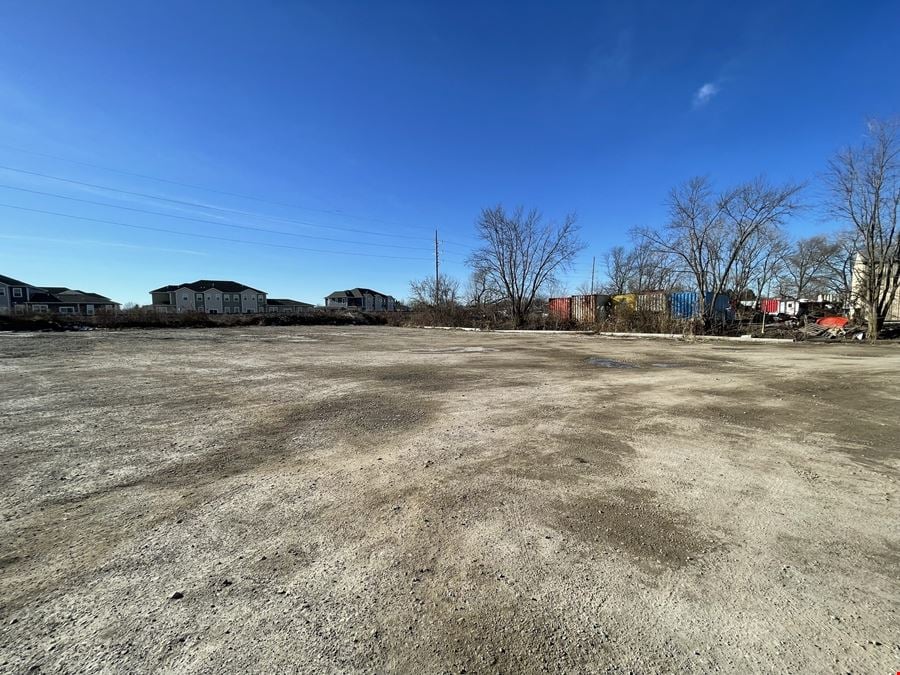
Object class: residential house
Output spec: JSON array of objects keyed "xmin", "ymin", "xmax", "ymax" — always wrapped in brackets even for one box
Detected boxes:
[
  {"xmin": 1, "ymin": 274, "xmax": 119, "ymax": 315},
  {"xmin": 150, "ymin": 280, "xmax": 267, "ymax": 314},
  {"xmin": 37, "ymin": 288, "xmax": 119, "ymax": 315},
  {"xmin": 325, "ymin": 288, "xmax": 396, "ymax": 312},
  {"xmin": 0, "ymin": 274, "xmax": 38, "ymax": 314},
  {"xmin": 266, "ymin": 298, "xmax": 314, "ymax": 314}
]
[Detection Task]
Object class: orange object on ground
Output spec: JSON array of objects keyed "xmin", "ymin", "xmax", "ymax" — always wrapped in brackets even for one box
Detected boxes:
[{"xmin": 817, "ymin": 316, "xmax": 848, "ymax": 328}]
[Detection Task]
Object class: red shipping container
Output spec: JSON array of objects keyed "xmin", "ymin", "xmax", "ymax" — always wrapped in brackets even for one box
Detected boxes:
[
  {"xmin": 548, "ymin": 297, "xmax": 571, "ymax": 321},
  {"xmin": 760, "ymin": 298, "xmax": 779, "ymax": 314}
]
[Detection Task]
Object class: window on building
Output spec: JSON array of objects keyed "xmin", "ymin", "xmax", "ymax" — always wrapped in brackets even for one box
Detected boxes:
[
  {"xmin": 13, "ymin": 287, "xmax": 23, "ymax": 297},
  {"xmin": 0, "ymin": 287, "xmax": 5, "ymax": 296},
  {"xmin": 59, "ymin": 307, "xmax": 75, "ymax": 314},
  {"xmin": 183, "ymin": 295, "xmax": 188, "ymax": 301},
  {"xmin": 196, "ymin": 294, "xmax": 203, "ymax": 302}
]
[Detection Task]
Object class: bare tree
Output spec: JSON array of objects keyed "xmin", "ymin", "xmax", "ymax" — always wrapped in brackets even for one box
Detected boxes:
[
  {"xmin": 779, "ymin": 235, "xmax": 839, "ymax": 299},
  {"xmin": 602, "ymin": 245, "xmax": 634, "ymax": 295},
  {"xmin": 409, "ymin": 273, "xmax": 460, "ymax": 308},
  {"xmin": 730, "ymin": 225, "xmax": 787, "ymax": 301},
  {"xmin": 826, "ymin": 119, "xmax": 900, "ymax": 338},
  {"xmin": 821, "ymin": 229, "xmax": 860, "ymax": 307},
  {"xmin": 627, "ymin": 238, "xmax": 683, "ymax": 292},
  {"xmin": 468, "ymin": 205, "xmax": 584, "ymax": 327},
  {"xmin": 465, "ymin": 267, "xmax": 505, "ymax": 308},
  {"xmin": 574, "ymin": 280, "xmax": 595, "ymax": 295},
  {"xmin": 639, "ymin": 176, "xmax": 803, "ymax": 325},
  {"xmin": 599, "ymin": 240, "xmax": 681, "ymax": 295}
]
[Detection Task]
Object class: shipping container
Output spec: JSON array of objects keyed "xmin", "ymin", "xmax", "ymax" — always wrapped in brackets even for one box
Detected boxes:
[
  {"xmin": 779, "ymin": 300, "xmax": 800, "ymax": 316},
  {"xmin": 570, "ymin": 294, "xmax": 611, "ymax": 325},
  {"xmin": 548, "ymin": 297, "xmax": 571, "ymax": 322},
  {"xmin": 571, "ymin": 295, "xmax": 594, "ymax": 324},
  {"xmin": 760, "ymin": 298, "xmax": 780, "ymax": 314},
  {"xmin": 636, "ymin": 291, "xmax": 668, "ymax": 313},
  {"xmin": 670, "ymin": 292, "xmax": 732, "ymax": 319},
  {"xmin": 611, "ymin": 293, "xmax": 636, "ymax": 311}
]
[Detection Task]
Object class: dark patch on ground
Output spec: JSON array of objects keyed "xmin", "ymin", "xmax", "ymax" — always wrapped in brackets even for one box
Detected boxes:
[
  {"xmin": 306, "ymin": 362, "xmax": 481, "ymax": 394},
  {"xmin": 553, "ymin": 487, "xmax": 714, "ymax": 570},
  {"xmin": 137, "ymin": 391, "xmax": 434, "ymax": 489},
  {"xmin": 461, "ymin": 426, "xmax": 636, "ymax": 484},
  {"xmin": 408, "ymin": 346, "xmax": 498, "ymax": 354},
  {"xmin": 586, "ymin": 357, "xmax": 639, "ymax": 368},
  {"xmin": 1, "ymin": 389, "xmax": 434, "ymax": 611}
]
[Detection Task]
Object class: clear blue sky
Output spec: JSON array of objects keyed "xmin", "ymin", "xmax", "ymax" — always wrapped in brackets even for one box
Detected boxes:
[{"xmin": 1, "ymin": 1, "xmax": 898, "ymax": 304}]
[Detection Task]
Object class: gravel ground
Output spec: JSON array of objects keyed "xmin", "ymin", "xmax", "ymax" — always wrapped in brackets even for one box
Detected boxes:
[{"xmin": 0, "ymin": 326, "xmax": 898, "ymax": 673}]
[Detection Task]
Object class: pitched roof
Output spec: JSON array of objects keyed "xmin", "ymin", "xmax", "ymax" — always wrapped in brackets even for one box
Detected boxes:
[
  {"xmin": 151, "ymin": 280, "xmax": 265, "ymax": 293},
  {"xmin": 326, "ymin": 287, "xmax": 394, "ymax": 299},
  {"xmin": 27, "ymin": 290, "xmax": 60, "ymax": 303},
  {"xmin": 30, "ymin": 287, "xmax": 119, "ymax": 305},
  {"xmin": 0, "ymin": 273, "xmax": 32, "ymax": 286},
  {"xmin": 52, "ymin": 289, "xmax": 118, "ymax": 304},
  {"xmin": 267, "ymin": 298, "xmax": 314, "ymax": 307}
]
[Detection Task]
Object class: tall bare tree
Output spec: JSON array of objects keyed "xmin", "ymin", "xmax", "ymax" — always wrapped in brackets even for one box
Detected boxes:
[
  {"xmin": 468, "ymin": 205, "xmax": 583, "ymax": 327},
  {"xmin": 409, "ymin": 273, "xmax": 460, "ymax": 308},
  {"xmin": 628, "ymin": 238, "xmax": 683, "ymax": 292},
  {"xmin": 754, "ymin": 234, "xmax": 789, "ymax": 300},
  {"xmin": 827, "ymin": 119, "xmax": 900, "ymax": 338},
  {"xmin": 639, "ymin": 176, "xmax": 803, "ymax": 324},
  {"xmin": 602, "ymin": 245, "xmax": 634, "ymax": 295},
  {"xmin": 600, "ymin": 240, "xmax": 682, "ymax": 295},
  {"xmin": 821, "ymin": 229, "xmax": 860, "ymax": 307},
  {"xmin": 779, "ymin": 235, "xmax": 839, "ymax": 299}
]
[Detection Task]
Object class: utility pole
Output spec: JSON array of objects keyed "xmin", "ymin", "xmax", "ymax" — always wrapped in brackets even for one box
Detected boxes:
[
  {"xmin": 590, "ymin": 256, "xmax": 596, "ymax": 295},
  {"xmin": 434, "ymin": 229, "xmax": 440, "ymax": 307}
]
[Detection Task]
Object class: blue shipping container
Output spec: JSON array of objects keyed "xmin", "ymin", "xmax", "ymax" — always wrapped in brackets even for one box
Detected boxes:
[{"xmin": 670, "ymin": 292, "xmax": 731, "ymax": 319}]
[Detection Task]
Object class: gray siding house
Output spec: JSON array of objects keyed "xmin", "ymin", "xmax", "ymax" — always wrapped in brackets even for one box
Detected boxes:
[
  {"xmin": 151, "ymin": 280, "xmax": 267, "ymax": 314},
  {"xmin": 1, "ymin": 274, "xmax": 119, "ymax": 315},
  {"xmin": 0, "ymin": 274, "xmax": 36, "ymax": 314},
  {"xmin": 325, "ymin": 288, "xmax": 397, "ymax": 312}
]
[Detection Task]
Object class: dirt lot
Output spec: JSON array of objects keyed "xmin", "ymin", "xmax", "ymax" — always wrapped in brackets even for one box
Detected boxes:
[{"xmin": 1, "ymin": 326, "xmax": 898, "ymax": 673}]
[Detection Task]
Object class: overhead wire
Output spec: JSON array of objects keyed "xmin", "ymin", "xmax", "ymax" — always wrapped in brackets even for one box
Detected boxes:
[
  {"xmin": 0, "ymin": 184, "xmax": 434, "ymax": 252},
  {"xmin": 0, "ymin": 202, "xmax": 435, "ymax": 261},
  {"xmin": 0, "ymin": 143, "xmax": 431, "ymax": 230},
  {"xmin": 0, "ymin": 164, "xmax": 440, "ymax": 243}
]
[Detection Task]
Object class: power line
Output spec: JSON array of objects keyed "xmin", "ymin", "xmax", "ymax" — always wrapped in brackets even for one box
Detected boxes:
[
  {"xmin": 0, "ymin": 164, "xmax": 438, "ymax": 243},
  {"xmin": 0, "ymin": 143, "xmax": 429, "ymax": 230},
  {"xmin": 0, "ymin": 184, "xmax": 434, "ymax": 252},
  {"xmin": 0, "ymin": 203, "xmax": 434, "ymax": 261}
]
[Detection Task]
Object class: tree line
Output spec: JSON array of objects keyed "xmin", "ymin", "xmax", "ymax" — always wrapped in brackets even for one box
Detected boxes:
[{"xmin": 409, "ymin": 119, "xmax": 899, "ymax": 338}]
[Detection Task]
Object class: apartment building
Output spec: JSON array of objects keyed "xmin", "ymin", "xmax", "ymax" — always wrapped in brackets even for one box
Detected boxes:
[
  {"xmin": 325, "ymin": 287, "xmax": 396, "ymax": 312},
  {"xmin": 1, "ymin": 274, "xmax": 119, "ymax": 315},
  {"xmin": 150, "ymin": 280, "xmax": 267, "ymax": 314}
]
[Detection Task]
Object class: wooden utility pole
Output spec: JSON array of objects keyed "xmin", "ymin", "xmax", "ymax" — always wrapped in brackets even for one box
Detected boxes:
[
  {"xmin": 590, "ymin": 256, "xmax": 596, "ymax": 295},
  {"xmin": 434, "ymin": 230, "xmax": 440, "ymax": 307}
]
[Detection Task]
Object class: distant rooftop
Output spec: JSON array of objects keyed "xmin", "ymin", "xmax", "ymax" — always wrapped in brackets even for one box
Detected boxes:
[{"xmin": 152, "ymin": 280, "xmax": 266, "ymax": 294}]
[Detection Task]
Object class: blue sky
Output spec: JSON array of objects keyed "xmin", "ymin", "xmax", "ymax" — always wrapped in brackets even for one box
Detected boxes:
[{"xmin": 1, "ymin": 0, "xmax": 898, "ymax": 305}]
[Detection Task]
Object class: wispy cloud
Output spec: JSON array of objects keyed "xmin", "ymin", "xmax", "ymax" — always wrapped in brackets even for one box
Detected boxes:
[
  {"xmin": 582, "ymin": 30, "xmax": 633, "ymax": 97},
  {"xmin": 692, "ymin": 82, "xmax": 720, "ymax": 108},
  {"xmin": 0, "ymin": 233, "xmax": 207, "ymax": 256}
]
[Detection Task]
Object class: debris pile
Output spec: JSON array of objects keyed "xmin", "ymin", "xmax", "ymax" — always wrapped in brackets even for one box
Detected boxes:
[{"xmin": 795, "ymin": 316, "xmax": 866, "ymax": 341}]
